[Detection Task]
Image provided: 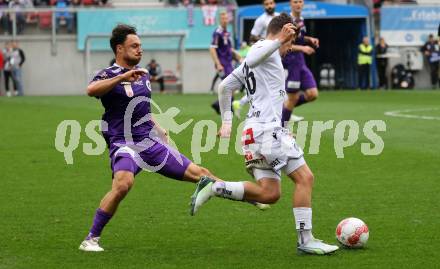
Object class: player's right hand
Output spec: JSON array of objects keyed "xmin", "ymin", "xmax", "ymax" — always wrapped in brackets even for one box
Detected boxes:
[
  {"xmin": 120, "ymin": 69, "xmax": 148, "ymax": 82},
  {"xmin": 280, "ymin": 23, "xmax": 296, "ymax": 45},
  {"xmin": 216, "ymin": 63, "xmax": 224, "ymax": 72},
  {"xmin": 302, "ymin": 46, "xmax": 316, "ymax": 55},
  {"xmin": 218, "ymin": 122, "xmax": 232, "ymax": 138}
]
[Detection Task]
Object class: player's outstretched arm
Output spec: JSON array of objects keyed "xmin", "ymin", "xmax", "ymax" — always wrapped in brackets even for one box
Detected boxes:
[
  {"xmin": 218, "ymin": 73, "xmax": 243, "ymax": 138},
  {"xmin": 87, "ymin": 69, "xmax": 147, "ymax": 97},
  {"xmin": 304, "ymin": 36, "xmax": 319, "ymax": 48}
]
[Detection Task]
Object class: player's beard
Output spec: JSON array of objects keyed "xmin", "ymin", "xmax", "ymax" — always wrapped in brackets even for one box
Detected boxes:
[
  {"xmin": 265, "ymin": 7, "xmax": 275, "ymax": 15},
  {"xmin": 125, "ymin": 55, "xmax": 141, "ymax": 67}
]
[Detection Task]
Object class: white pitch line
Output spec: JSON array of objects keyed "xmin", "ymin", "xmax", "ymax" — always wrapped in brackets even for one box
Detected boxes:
[{"xmin": 384, "ymin": 108, "xmax": 440, "ymax": 121}]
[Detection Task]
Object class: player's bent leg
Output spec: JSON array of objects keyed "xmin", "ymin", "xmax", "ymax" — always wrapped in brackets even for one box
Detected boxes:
[
  {"xmin": 80, "ymin": 170, "xmax": 135, "ymax": 252},
  {"xmin": 190, "ymin": 172, "xmax": 279, "ymax": 216},
  {"xmin": 286, "ymin": 161, "xmax": 338, "ymax": 255},
  {"xmin": 243, "ymin": 178, "xmax": 281, "ymax": 204}
]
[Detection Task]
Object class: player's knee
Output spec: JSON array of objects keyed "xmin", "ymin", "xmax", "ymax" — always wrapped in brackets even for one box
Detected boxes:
[
  {"xmin": 306, "ymin": 89, "xmax": 319, "ymax": 101},
  {"xmin": 299, "ymin": 171, "xmax": 314, "ymax": 188},
  {"xmin": 262, "ymin": 188, "xmax": 281, "ymax": 204},
  {"xmin": 113, "ymin": 173, "xmax": 134, "ymax": 198}
]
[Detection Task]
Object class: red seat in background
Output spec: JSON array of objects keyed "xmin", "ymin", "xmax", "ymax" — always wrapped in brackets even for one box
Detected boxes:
[{"xmin": 39, "ymin": 12, "xmax": 52, "ymax": 29}]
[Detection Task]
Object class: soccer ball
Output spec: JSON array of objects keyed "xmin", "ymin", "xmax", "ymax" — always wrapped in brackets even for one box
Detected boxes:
[{"xmin": 335, "ymin": 217, "xmax": 369, "ymax": 248}]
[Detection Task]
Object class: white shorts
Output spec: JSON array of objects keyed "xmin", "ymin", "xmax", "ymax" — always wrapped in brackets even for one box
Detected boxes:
[{"xmin": 242, "ymin": 123, "xmax": 305, "ymax": 181}]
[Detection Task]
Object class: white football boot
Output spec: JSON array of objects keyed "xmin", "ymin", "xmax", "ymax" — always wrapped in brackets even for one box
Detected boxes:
[
  {"xmin": 297, "ymin": 237, "xmax": 339, "ymax": 255},
  {"xmin": 290, "ymin": 114, "xmax": 304, "ymax": 122},
  {"xmin": 254, "ymin": 202, "xmax": 271, "ymax": 211},
  {"xmin": 190, "ymin": 176, "xmax": 216, "ymax": 216},
  {"xmin": 79, "ymin": 237, "xmax": 104, "ymax": 252}
]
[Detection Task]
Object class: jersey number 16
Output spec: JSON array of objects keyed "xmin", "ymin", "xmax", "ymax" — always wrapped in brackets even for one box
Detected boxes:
[{"xmin": 242, "ymin": 62, "xmax": 256, "ymax": 95}]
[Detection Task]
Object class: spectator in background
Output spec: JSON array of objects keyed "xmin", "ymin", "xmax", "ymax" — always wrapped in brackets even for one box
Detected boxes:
[
  {"xmin": 8, "ymin": 0, "xmax": 26, "ymax": 34},
  {"xmin": 376, "ymin": 37, "xmax": 388, "ymax": 89},
  {"xmin": 147, "ymin": 59, "xmax": 165, "ymax": 93},
  {"xmin": 0, "ymin": 0, "xmax": 9, "ymax": 34},
  {"xmin": 11, "ymin": 41, "xmax": 25, "ymax": 96},
  {"xmin": 55, "ymin": 0, "xmax": 74, "ymax": 34},
  {"xmin": 422, "ymin": 34, "xmax": 440, "ymax": 89},
  {"xmin": 358, "ymin": 36, "xmax": 373, "ymax": 90},
  {"xmin": 0, "ymin": 47, "xmax": 3, "ymax": 95},
  {"xmin": 3, "ymin": 41, "xmax": 16, "ymax": 97}
]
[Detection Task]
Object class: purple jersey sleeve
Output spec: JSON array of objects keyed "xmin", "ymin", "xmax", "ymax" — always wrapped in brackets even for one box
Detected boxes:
[{"xmin": 211, "ymin": 31, "xmax": 220, "ymax": 48}]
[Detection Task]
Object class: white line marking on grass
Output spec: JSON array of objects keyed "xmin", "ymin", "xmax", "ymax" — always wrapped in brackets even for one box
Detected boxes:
[{"xmin": 384, "ymin": 108, "xmax": 440, "ymax": 121}]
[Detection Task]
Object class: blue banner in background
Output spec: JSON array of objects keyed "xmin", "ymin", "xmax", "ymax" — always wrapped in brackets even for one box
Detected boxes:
[
  {"xmin": 381, "ymin": 6, "xmax": 440, "ymax": 46},
  {"xmin": 77, "ymin": 8, "xmax": 226, "ymax": 50}
]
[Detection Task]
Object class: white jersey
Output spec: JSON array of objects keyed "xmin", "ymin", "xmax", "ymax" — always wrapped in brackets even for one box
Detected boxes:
[
  {"xmin": 250, "ymin": 12, "xmax": 280, "ymax": 38},
  {"xmin": 231, "ymin": 39, "xmax": 286, "ymax": 126},
  {"xmin": 218, "ymin": 39, "xmax": 304, "ymax": 180}
]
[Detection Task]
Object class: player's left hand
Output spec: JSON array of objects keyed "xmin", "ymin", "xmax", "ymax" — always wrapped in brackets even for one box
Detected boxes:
[
  {"xmin": 309, "ymin": 37, "xmax": 319, "ymax": 48},
  {"xmin": 218, "ymin": 122, "xmax": 232, "ymax": 138},
  {"xmin": 155, "ymin": 127, "xmax": 169, "ymax": 144}
]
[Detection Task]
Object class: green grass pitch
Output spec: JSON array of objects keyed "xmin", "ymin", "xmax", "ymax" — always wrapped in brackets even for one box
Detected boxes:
[{"xmin": 0, "ymin": 90, "xmax": 439, "ymax": 268}]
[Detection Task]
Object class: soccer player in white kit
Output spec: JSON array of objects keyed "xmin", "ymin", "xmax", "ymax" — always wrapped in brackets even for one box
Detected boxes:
[{"xmin": 190, "ymin": 13, "xmax": 338, "ymax": 255}]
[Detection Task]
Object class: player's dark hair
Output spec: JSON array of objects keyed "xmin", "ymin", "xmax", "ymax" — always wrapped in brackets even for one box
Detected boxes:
[
  {"xmin": 110, "ymin": 24, "xmax": 137, "ymax": 54},
  {"xmin": 267, "ymin": 13, "xmax": 292, "ymax": 35}
]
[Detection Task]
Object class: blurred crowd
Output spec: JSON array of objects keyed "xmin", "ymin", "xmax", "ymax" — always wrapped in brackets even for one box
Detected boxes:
[{"xmin": 0, "ymin": 0, "xmax": 109, "ymax": 35}]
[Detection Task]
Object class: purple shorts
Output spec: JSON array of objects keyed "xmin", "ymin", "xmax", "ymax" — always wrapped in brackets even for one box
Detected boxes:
[
  {"xmin": 285, "ymin": 65, "xmax": 317, "ymax": 93},
  {"xmin": 220, "ymin": 62, "xmax": 234, "ymax": 80},
  {"xmin": 108, "ymin": 138, "xmax": 191, "ymax": 180}
]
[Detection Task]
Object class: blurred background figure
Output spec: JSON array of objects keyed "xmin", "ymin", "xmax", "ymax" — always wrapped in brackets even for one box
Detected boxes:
[
  {"xmin": 358, "ymin": 36, "xmax": 372, "ymax": 90},
  {"xmin": 375, "ymin": 37, "xmax": 388, "ymax": 89},
  {"xmin": 422, "ymin": 34, "xmax": 440, "ymax": 89},
  {"xmin": 55, "ymin": 0, "xmax": 74, "ymax": 34},
  {"xmin": 3, "ymin": 41, "xmax": 16, "ymax": 97},
  {"xmin": 249, "ymin": 0, "xmax": 279, "ymax": 44},
  {"xmin": 147, "ymin": 59, "xmax": 165, "ymax": 93},
  {"xmin": 12, "ymin": 41, "xmax": 25, "ymax": 96},
  {"xmin": 209, "ymin": 10, "xmax": 241, "ymax": 114},
  {"xmin": 7, "ymin": 0, "xmax": 26, "ymax": 35}
]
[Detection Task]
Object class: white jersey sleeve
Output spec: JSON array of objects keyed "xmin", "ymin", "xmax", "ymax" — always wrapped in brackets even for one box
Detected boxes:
[
  {"xmin": 218, "ymin": 67, "xmax": 245, "ymax": 123},
  {"xmin": 250, "ymin": 16, "xmax": 265, "ymax": 37},
  {"xmin": 246, "ymin": 39, "xmax": 281, "ymax": 68}
]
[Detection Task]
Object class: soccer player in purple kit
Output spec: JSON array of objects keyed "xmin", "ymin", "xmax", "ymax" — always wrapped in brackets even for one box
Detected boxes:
[
  {"xmin": 281, "ymin": 0, "xmax": 319, "ymax": 126},
  {"xmin": 79, "ymin": 24, "xmax": 231, "ymax": 252},
  {"xmin": 210, "ymin": 11, "xmax": 241, "ymax": 115}
]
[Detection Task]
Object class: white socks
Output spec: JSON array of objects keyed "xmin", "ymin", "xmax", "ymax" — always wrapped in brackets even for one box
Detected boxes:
[
  {"xmin": 293, "ymin": 207, "xmax": 313, "ymax": 244},
  {"xmin": 211, "ymin": 181, "xmax": 244, "ymax": 201}
]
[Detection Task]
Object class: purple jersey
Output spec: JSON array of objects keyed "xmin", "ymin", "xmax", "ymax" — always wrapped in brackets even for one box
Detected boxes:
[
  {"xmin": 91, "ymin": 64, "xmax": 154, "ymax": 142},
  {"xmin": 210, "ymin": 26, "xmax": 233, "ymax": 67},
  {"xmin": 90, "ymin": 64, "xmax": 191, "ymax": 180},
  {"xmin": 283, "ymin": 16, "xmax": 307, "ymax": 67}
]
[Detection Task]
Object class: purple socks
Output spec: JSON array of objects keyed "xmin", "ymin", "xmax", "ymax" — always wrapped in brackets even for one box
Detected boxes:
[
  {"xmin": 282, "ymin": 107, "xmax": 292, "ymax": 127},
  {"xmin": 87, "ymin": 208, "xmax": 113, "ymax": 239}
]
